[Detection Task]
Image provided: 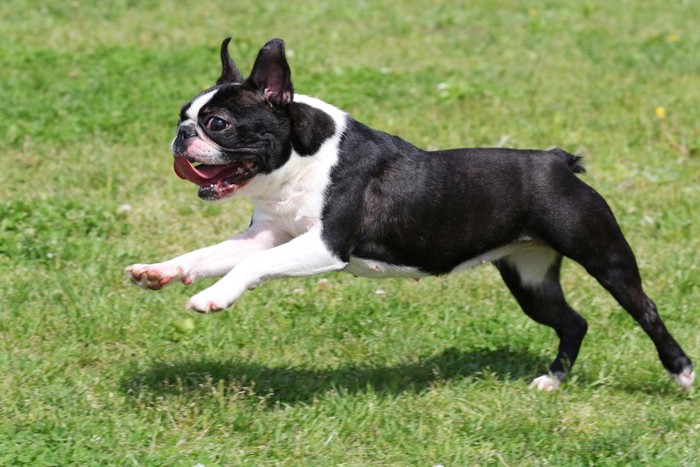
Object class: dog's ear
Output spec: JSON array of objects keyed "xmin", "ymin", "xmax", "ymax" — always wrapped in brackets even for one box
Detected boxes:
[
  {"xmin": 216, "ymin": 37, "xmax": 244, "ymax": 85},
  {"xmin": 246, "ymin": 39, "xmax": 293, "ymax": 106}
]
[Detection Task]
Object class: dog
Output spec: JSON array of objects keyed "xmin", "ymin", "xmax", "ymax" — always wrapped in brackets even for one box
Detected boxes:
[{"xmin": 126, "ymin": 38, "xmax": 694, "ymax": 391}]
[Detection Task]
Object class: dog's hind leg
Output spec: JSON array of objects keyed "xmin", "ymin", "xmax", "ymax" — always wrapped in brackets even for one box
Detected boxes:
[
  {"xmin": 539, "ymin": 187, "xmax": 694, "ymax": 390},
  {"xmin": 573, "ymin": 241, "xmax": 694, "ymax": 390},
  {"xmin": 495, "ymin": 247, "xmax": 588, "ymax": 391}
]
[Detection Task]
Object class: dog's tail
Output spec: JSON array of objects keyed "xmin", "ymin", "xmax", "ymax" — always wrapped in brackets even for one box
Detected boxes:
[{"xmin": 550, "ymin": 147, "xmax": 586, "ymax": 174}]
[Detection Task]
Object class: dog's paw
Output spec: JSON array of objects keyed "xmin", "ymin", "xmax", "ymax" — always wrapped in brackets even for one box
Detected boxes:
[
  {"xmin": 668, "ymin": 367, "xmax": 695, "ymax": 391},
  {"xmin": 529, "ymin": 374, "xmax": 561, "ymax": 392},
  {"xmin": 186, "ymin": 281, "xmax": 246, "ymax": 313},
  {"xmin": 126, "ymin": 263, "xmax": 190, "ymax": 290},
  {"xmin": 186, "ymin": 291, "xmax": 228, "ymax": 313}
]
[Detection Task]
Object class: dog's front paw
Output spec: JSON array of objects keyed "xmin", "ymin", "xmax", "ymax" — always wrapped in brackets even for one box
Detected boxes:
[
  {"xmin": 186, "ymin": 282, "xmax": 244, "ymax": 313},
  {"xmin": 186, "ymin": 291, "xmax": 228, "ymax": 313},
  {"xmin": 126, "ymin": 263, "xmax": 190, "ymax": 290}
]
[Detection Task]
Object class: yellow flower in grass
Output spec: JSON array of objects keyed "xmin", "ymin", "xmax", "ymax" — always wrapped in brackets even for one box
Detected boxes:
[
  {"xmin": 667, "ymin": 34, "xmax": 681, "ymax": 43},
  {"xmin": 654, "ymin": 106, "xmax": 666, "ymax": 119}
]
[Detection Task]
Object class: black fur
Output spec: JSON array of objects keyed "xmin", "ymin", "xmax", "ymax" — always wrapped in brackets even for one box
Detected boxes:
[
  {"xmin": 289, "ymin": 103, "xmax": 336, "ymax": 156},
  {"xmin": 322, "ymin": 118, "xmax": 588, "ymax": 274}
]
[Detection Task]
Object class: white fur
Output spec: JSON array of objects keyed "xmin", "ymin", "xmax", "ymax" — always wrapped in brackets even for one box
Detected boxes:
[
  {"xmin": 503, "ymin": 244, "xmax": 559, "ymax": 288},
  {"xmin": 177, "ymin": 137, "xmax": 226, "ymax": 163},
  {"xmin": 529, "ymin": 374, "xmax": 560, "ymax": 391},
  {"xmin": 186, "ymin": 89, "xmax": 219, "ymax": 120},
  {"xmin": 170, "ymin": 88, "xmax": 224, "ymax": 162},
  {"xmin": 126, "ymin": 220, "xmax": 292, "ymax": 287},
  {"xmin": 186, "ymin": 229, "xmax": 347, "ymax": 312},
  {"xmin": 240, "ymin": 94, "xmax": 348, "ymax": 229},
  {"xmin": 668, "ymin": 368, "xmax": 695, "ymax": 391}
]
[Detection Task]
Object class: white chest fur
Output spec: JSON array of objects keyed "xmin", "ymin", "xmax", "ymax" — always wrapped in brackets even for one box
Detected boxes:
[{"xmin": 242, "ymin": 95, "xmax": 348, "ymax": 237}]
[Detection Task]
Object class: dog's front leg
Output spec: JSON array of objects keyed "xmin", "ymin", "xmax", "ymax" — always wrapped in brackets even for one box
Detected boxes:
[
  {"xmin": 125, "ymin": 221, "xmax": 290, "ymax": 290},
  {"xmin": 186, "ymin": 230, "xmax": 347, "ymax": 313}
]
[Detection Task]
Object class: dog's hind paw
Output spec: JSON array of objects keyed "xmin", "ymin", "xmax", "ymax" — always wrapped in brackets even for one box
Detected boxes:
[
  {"xmin": 529, "ymin": 374, "xmax": 561, "ymax": 392},
  {"xmin": 668, "ymin": 367, "xmax": 695, "ymax": 391}
]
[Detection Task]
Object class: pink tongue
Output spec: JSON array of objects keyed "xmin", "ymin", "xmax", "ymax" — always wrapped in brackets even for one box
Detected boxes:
[{"xmin": 173, "ymin": 157, "xmax": 232, "ymax": 187}]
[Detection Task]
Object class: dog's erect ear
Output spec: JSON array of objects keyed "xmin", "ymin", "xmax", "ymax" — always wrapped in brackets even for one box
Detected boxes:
[
  {"xmin": 246, "ymin": 39, "xmax": 293, "ymax": 106},
  {"xmin": 216, "ymin": 37, "xmax": 244, "ymax": 85}
]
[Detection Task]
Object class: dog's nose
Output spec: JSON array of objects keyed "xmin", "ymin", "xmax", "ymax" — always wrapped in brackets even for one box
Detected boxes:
[{"xmin": 177, "ymin": 124, "xmax": 197, "ymax": 140}]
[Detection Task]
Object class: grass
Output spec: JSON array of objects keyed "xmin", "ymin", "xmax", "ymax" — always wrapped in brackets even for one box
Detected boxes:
[{"xmin": 1, "ymin": 0, "xmax": 699, "ymax": 464}]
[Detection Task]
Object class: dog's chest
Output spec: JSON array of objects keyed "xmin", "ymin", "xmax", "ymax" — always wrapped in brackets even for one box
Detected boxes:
[
  {"xmin": 250, "ymin": 156, "xmax": 335, "ymax": 236},
  {"xmin": 248, "ymin": 94, "xmax": 348, "ymax": 237}
]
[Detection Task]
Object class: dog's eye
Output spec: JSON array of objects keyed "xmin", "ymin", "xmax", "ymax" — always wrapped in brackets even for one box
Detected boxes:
[{"xmin": 206, "ymin": 117, "xmax": 229, "ymax": 132}]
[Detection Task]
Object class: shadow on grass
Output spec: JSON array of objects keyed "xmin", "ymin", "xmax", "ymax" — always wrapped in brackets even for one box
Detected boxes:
[{"xmin": 121, "ymin": 347, "xmax": 549, "ymax": 407}]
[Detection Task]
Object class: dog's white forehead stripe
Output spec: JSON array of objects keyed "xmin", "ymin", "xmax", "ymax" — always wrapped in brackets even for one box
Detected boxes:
[{"xmin": 186, "ymin": 89, "xmax": 219, "ymax": 120}]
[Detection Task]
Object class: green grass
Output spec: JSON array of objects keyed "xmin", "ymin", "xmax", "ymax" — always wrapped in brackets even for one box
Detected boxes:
[{"xmin": 1, "ymin": 0, "xmax": 699, "ymax": 464}]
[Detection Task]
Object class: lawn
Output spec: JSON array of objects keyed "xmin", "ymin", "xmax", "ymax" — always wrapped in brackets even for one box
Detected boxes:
[{"xmin": 1, "ymin": 0, "xmax": 698, "ymax": 464}]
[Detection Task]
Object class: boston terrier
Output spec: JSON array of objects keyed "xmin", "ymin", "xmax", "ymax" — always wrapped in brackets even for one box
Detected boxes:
[{"xmin": 126, "ymin": 38, "xmax": 694, "ymax": 391}]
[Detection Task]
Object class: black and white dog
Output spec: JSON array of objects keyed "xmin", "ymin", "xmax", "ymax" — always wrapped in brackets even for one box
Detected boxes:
[{"xmin": 127, "ymin": 38, "xmax": 694, "ymax": 391}]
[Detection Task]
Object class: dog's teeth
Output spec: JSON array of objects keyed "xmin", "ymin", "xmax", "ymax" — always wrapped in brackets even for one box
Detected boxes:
[{"xmin": 236, "ymin": 166, "xmax": 244, "ymax": 175}]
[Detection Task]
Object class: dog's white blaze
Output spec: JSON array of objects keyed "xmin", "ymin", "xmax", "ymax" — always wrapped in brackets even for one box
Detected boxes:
[
  {"xmin": 242, "ymin": 94, "xmax": 348, "ymax": 236},
  {"xmin": 170, "ymin": 89, "xmax": 222, "ymax": 158},
  {"xmin": 186, "ymin": 89, "xmax": 218, "ymax": 120}
]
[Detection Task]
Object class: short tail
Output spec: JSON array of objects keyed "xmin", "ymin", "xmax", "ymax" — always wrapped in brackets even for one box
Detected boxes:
[{"xmin": 550, "ymin": 147, "xmax": 586, "ymax": 174}]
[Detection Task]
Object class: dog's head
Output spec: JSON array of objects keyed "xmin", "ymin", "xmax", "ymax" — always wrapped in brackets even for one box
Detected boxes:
[{"xmin": 171, "ymin": 38, "xmax": 295, "ymax": 201}]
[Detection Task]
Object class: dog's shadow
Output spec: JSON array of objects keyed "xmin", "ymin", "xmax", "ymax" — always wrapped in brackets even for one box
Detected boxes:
[{"xmin": 122, "ymin": 347, "xmax": 548, "ymax": 407}]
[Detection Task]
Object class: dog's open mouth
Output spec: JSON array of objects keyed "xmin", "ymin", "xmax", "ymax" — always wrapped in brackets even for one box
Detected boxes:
[{"xmin": 173, "ymin": 156, "xmax": 259, "ymax": 200}]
